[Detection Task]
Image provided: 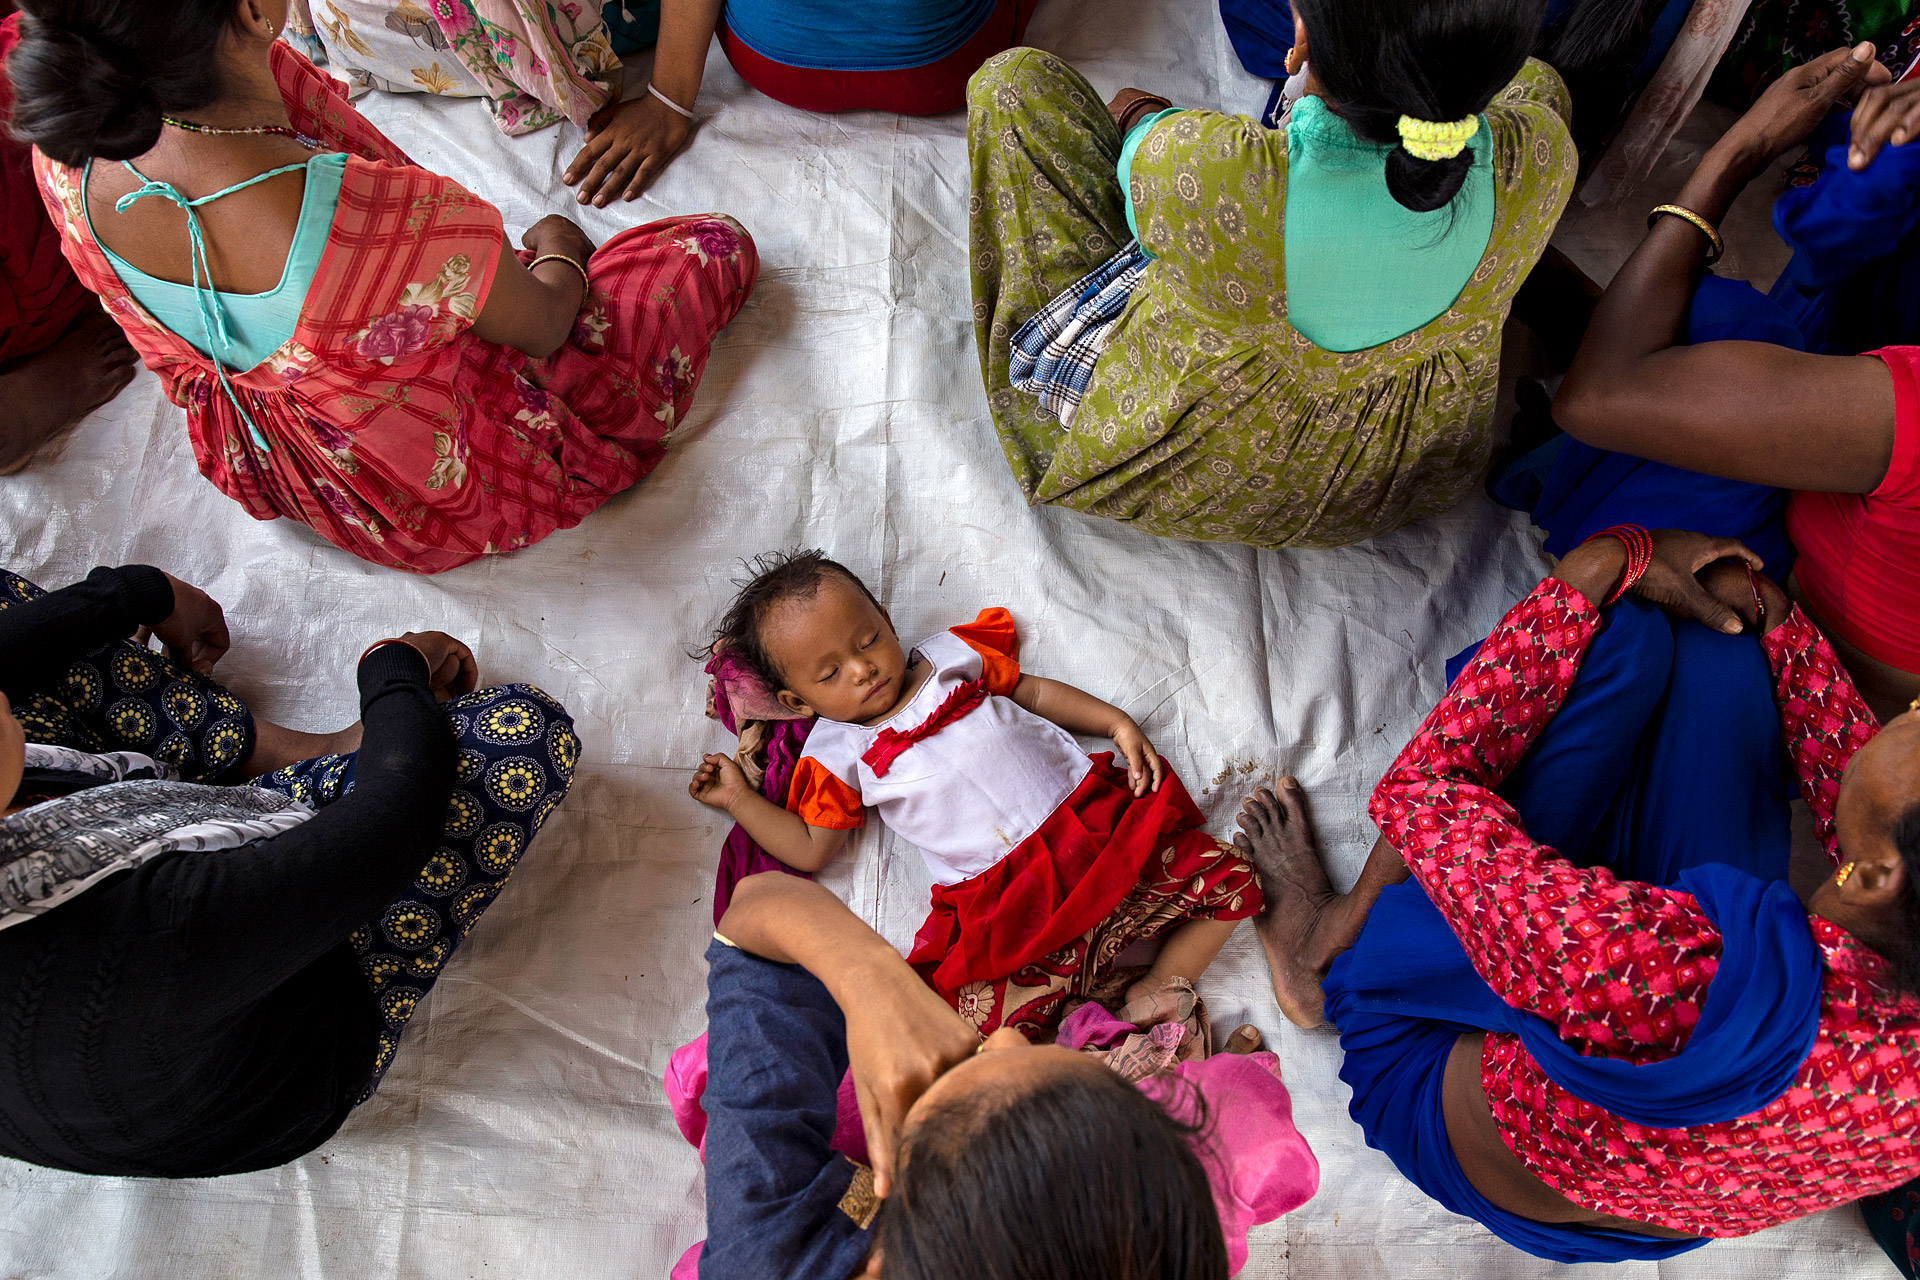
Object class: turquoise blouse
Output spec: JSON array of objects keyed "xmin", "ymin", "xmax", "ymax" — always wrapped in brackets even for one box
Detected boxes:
[
  {"xmin": 1118, "ymin": 95, "xmax": 1495, "ymax": 353},
  {"xmin": 86, "ymin": 152, "xmax": 346, "ymax": 372}
]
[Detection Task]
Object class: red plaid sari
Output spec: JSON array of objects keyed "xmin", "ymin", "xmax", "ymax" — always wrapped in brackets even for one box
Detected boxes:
[{"xmin": 33, "ymin": 45, "xmax": 758, "ymax": 573}]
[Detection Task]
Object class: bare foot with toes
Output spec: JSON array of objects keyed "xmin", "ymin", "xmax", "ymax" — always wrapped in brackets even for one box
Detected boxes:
[
  {"xmin": 1224, "ymin": 1024, "xmax": 1264, "ymax": 1054},
  {"xmin": 0, "ymin": 309, "xmax": 139, "ymax": 474},
  {"xmin": 1236, "ymin": 778, "xmax": 1341, "ymax": 1029}
]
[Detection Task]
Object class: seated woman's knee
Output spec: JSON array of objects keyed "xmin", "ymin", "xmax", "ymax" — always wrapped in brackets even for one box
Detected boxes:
[
  {"xmin": 451, "ymin": 684, "xmax": 579, "ymax": 794},
  {"xmin": 967, "ymin": 47, "xmax": 1065, "ymax": 115}
]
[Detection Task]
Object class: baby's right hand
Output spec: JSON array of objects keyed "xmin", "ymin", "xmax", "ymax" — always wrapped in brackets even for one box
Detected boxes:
[{"xmin": 690, "ymin": 753, "xmax": 751, "ymax": 811}]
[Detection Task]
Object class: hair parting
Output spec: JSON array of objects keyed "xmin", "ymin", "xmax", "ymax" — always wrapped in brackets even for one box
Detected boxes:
[{"xmin": 878, "ymin": 1067, "xmax": 1229, "ymax": 1280}]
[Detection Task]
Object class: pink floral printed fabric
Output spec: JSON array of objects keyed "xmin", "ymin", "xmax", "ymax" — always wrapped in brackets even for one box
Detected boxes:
[
  {"xmin": 36, "ymin": 44, "xmax": 757, "ymax": 573},
  {"xmin": 1370, "ymin": 578, "xmax": 1920, "ymax": 1236},
  {"xmin": 285, "ymin": 0, "xmax": 621, "ymax": 136}
]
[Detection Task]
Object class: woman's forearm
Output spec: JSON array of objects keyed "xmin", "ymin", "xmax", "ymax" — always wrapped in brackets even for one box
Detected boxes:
[
  {"xmin": 1562, "ymin": 143, "xmax": 1760, "ymax": 395},
  {"xmin": 653, "ymin": 0, "xmax": 724, "ymax": 108},
  {"xmin": 719, "ymin": 875, "xmax": 901, "ymax": 990},
  {"xmin": 0, "ymin": 567, "xmax": 173, "ymax": 697}
]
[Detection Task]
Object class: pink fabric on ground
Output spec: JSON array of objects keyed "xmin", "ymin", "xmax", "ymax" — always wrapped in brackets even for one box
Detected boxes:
[
  {"xmin": 666, "ymin": 1033, "xmax": 711, "ymax": 1154},
  {"xmin": 1060, "ymin": 1003, "xmax": 1320, "ymax": 1272},
  {"xmin": 663, "ymin": 1029, "xmax": 868, "ymax": 1165},
  {"xmin": 1140, "ymin": 1053, "xmax": 1322, "ymax": 1274}
]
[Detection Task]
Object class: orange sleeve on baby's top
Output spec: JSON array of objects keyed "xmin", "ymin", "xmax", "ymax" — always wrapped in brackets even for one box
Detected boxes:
[
  {"xmin": 950, "ymin": 607, "xmax": 1021, "ymax": 696},
  {"xmin": 786, "ymin": 757, "xmax": 867, "ymax": 830}
]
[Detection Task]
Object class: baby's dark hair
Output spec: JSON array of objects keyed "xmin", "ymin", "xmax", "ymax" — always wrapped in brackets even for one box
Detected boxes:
[
  {"xmin": 878, "ymin": 1069, "xmax": 1228, "ymax": 1280},
  {"xmin": 707, "ymin": 550, "xmax": 880, "ymax": 690}
]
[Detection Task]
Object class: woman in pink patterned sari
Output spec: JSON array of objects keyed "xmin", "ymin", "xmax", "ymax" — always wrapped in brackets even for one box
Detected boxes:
[{"xmin": 15, "ymin": 0, "xmax": 756, "ymax": 573}]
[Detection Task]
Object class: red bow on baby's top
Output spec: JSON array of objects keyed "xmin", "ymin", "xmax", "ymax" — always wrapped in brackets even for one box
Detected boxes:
[{"xmin": 861, "ymin": 678, "xmax": 989, "ymax": 777}]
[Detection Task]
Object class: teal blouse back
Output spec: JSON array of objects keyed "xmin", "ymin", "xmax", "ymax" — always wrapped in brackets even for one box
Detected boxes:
[
  {"xmin": 86, "ymin": 152, "xmax": 346, "ymax": 373},
  {"xmin": 1117, "ymin": 95, "xmax": 1495, "ymax": 354}
]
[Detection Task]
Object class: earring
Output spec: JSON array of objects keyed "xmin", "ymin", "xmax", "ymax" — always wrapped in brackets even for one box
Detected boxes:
[
  {"xmin": 1283, "ymin": 45, "xmax": 1304, "ymax": 77},
  {"xmin": 1835, "ymin": 861, "xmax": 1858, "ymax": 888}
]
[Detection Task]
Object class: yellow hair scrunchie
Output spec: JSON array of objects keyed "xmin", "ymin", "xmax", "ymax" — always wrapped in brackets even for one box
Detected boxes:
[{"xmin": 1394, "ymin": 114, "xmax": 1479, "ymax": 162}]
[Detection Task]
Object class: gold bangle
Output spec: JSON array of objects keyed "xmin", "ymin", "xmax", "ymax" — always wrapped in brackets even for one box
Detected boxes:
[
  {"xmin": 1647, "ymin": 204, "xmax": 1724, "ymax": 265},
  {"xmin": 528, "ymin": 252, "xmax": 591, "ymax": 293}
]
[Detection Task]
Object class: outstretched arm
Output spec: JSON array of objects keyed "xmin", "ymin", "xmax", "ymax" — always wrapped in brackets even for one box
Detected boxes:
[
  {"xmin": 1009, "ymin": 675, "xmax": 1164, "ymax": 795},
  {"xmin": 691, "ymin": 752, "xmax": 852, "ymax": 871},
  {"xmin": 1554, "ymin": 45, "xmax": 1896, "ymax": 494}
]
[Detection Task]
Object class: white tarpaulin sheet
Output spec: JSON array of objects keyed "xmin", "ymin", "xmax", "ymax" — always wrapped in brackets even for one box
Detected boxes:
[{"xmin": 0, "ymin": 2, "xmax": 1893, "ymax": 1275}]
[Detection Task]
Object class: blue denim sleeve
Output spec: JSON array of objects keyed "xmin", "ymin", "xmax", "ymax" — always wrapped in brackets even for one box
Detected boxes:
[
  {"xmin": 698, "ymin": 939, "xmax": 873, "ymax": 1280},
  {"xmin": 1774, "ymin": 113, "xmax": 1920, "ymax": 292}
]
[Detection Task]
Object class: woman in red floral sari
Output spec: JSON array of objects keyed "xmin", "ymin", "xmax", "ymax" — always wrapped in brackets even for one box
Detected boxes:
[{"xmin": 13, "ymin": 0, "xmax": 756, "ymax": 574}]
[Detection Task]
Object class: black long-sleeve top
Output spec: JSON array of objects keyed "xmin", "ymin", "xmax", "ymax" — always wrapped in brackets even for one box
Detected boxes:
[{"xmin": 0, "ymin": 567, "xmax": 454, "ymax": 1177}]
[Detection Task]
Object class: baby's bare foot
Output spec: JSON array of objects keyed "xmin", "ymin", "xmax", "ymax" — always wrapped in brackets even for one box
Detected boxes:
[
  {"xmin": 0, "ymin": 310, "xmax": 139, "ymax": 474},
  {"xmin": 1237, "ymin": 778, "xmax": 1339, "ymax": 1030}
]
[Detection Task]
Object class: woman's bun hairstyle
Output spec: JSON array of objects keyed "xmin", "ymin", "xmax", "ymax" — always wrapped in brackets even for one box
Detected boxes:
[
  {"xmin": 1384, "ymin": 146, "xmax": 1476, "ymax": 215},
  {"xmin": 8, "ymin": 1, "xmax": 233, "ymax": 168},
  {"xmin": 1296, "ymin": 0, "xmax": 1543, "ymax": 214}
]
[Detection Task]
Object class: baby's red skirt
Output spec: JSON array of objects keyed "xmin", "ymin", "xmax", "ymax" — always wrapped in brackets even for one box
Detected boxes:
[{"xmin": 907, "ymin": 752, "xmax": 1262, "ymax": 1039}]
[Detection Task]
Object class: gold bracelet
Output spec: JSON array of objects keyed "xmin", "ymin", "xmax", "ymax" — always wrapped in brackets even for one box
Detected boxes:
[
  {"xmin": 1647, "ymin": 203, "xmax": 1724, "ymax": 265},
  {"xmin": 528, "ymin": 252, "xmax": 591, "ymax": 292}
]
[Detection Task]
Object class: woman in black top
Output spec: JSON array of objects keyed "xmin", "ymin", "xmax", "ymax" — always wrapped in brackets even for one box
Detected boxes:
[{"xmin": 0, "ymin": 563, "xmax": 577, "ymax": 1177}]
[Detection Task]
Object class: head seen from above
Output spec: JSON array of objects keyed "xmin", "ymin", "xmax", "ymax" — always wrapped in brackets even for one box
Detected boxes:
[
  {"xmin": 9, "ymin": 0, "xmax": 288, "ymax": 168},
  {"xmin": 1292, "ymin": 0, "xmax": 1542, "ymax": 212},
  {"xmin": 1829, "ymin": 701, "xmax": 1920, "ymax": 992},
  {"xmin": 710, "ymin": 550, "xmax": 908, "ymax": 726},
  {"xmin": 881, "ymin": 1028, "xmax": 1229, "ymax": 1280}
]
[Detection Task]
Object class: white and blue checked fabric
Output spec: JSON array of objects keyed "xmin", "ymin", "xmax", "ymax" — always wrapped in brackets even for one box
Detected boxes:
[{"xmin": 1008, "ymin": 239, "xmax": 1150, "ymax": 427}]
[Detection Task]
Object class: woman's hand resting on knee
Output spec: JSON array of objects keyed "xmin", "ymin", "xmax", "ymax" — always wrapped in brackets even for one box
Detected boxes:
[
  {"xmin": 470, "ymin": 217, "xmax": 598, "ymax": 360},
  {"xmin": 378, "ymin": 632, "xmax": 478, "ymax": 703},
  {"xmin": 143, "ymin": 573, "xmax": 231, "ymax": 674},
  {"xmin": 1553, "ymin": 529, "xmax": 1765, "ymax": 634}
]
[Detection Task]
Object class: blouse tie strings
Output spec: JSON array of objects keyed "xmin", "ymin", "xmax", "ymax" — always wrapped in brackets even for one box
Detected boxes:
[{"xmin": 112, "ymin": 160, "xmax": 316, "ymax": 453}]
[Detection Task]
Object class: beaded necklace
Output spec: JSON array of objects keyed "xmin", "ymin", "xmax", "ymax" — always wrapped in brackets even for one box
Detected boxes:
[{"xmin": 160, "ymin": 115, "xmax": 320, "ymax": 149}]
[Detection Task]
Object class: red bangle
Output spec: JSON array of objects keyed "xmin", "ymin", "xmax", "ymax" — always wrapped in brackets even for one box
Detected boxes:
[
  {"xmin": 1581, "ymin": 524, "xmax": 1653, "ymax": 605},
  {"xmin": 1744, "ymin": 561, "xmax": 1767, "ymax": 633}
]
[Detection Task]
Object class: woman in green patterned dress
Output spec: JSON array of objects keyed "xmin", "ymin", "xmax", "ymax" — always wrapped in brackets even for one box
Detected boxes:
[{"xmin": 968, "ymin": 0, "xmax": 1578, "ymax": 550}]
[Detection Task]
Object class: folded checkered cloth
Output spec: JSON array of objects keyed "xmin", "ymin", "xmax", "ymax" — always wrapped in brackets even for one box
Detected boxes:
[{"xmin": 1008, "ymin": 240, "xmax": 1150, "ymax": 427}]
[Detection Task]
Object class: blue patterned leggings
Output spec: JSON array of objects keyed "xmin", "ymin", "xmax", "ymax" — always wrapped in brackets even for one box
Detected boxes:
[
  {"xmin": 4, "ymin": 570, "xmax": 579, "ymax": 1098},
  {"xmin": 2, "ymin": 570, "xmax": 256, "ymax": 782},
  {"xmin": 251, "ymin": 683, "xmax": 578, "ymax": 1093}
]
